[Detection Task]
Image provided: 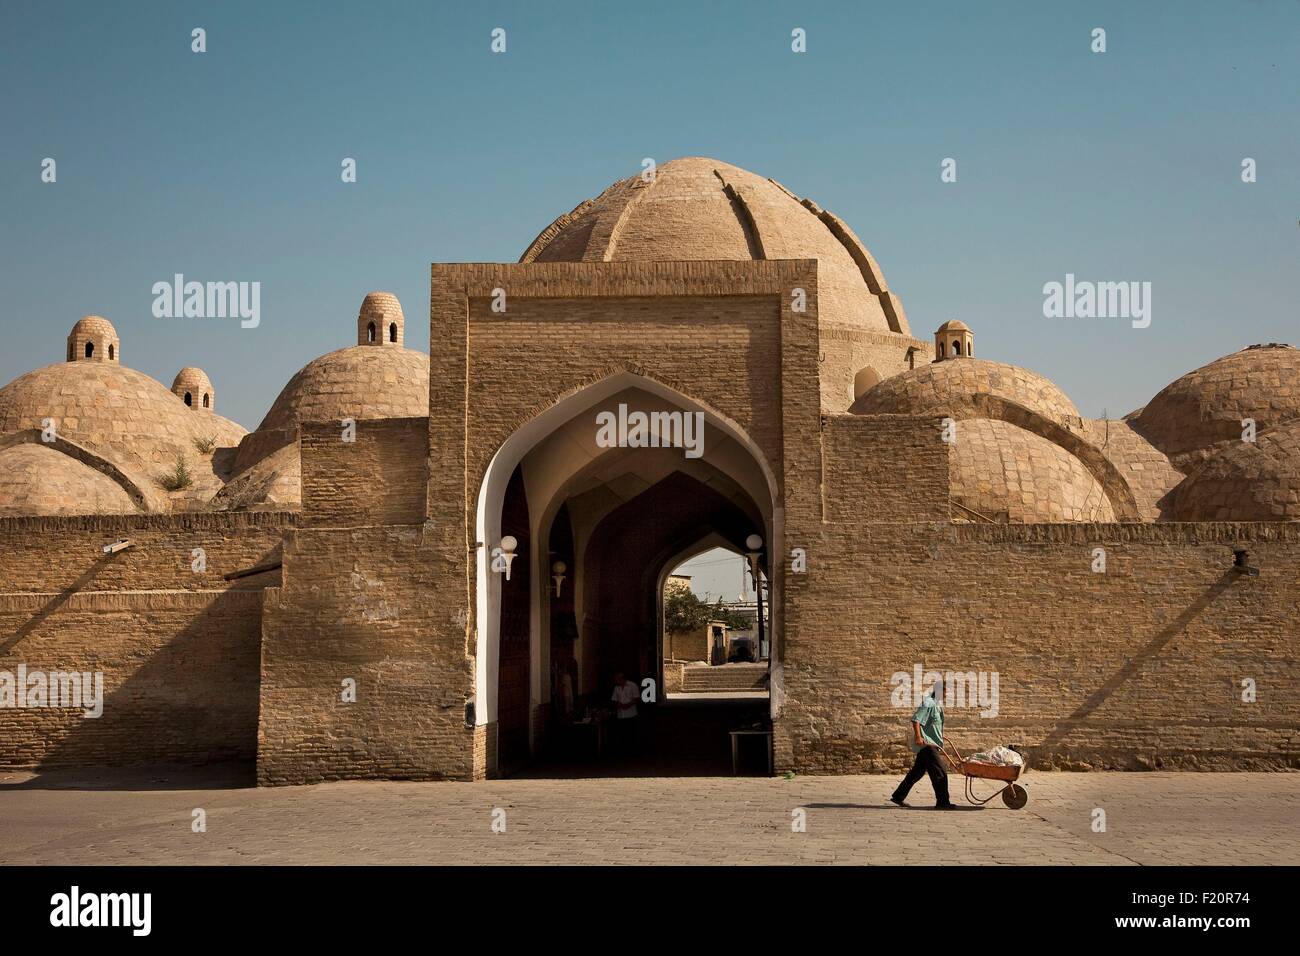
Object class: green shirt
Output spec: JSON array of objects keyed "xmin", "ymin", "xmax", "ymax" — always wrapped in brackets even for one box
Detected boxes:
[{"xmin": 910, "ymin": 697, "xmax": 944, "ymax": 753}]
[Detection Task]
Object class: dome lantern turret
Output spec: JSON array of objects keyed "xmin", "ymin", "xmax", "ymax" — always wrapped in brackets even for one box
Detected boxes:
[
  {"xmin": 172, "ymin": 367, "xmax": 214, "ymax": 410},
  {"xmin": 67, "ymin": 316, "xmax": 120, "ymax": 364},
  {"xmin": 934, "ymin": 320, "xmax": 972, "ymax": 361},
  {"xmin": 357, "ymin": 292, "xmax": 404, "ymax": 347}
]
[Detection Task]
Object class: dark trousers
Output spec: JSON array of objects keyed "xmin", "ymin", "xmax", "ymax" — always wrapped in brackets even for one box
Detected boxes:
[{"xmin": 892, "ymin": 746, "xmax": 951, "ymax": 805}]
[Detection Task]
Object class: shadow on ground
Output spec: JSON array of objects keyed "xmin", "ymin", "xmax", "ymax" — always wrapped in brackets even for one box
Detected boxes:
[{"xmin": 0, "ymin": 760, "xmax": 254, "ymax": 792}]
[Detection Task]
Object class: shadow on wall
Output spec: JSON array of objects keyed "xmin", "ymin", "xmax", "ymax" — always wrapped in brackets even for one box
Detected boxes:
[
  {"xmin": 1037, "ymin": 570, "xmax": 1239, "ymax": 764},
  {"xmin": 2, "ymin": 589, "xmax": 262, "ymax": 788},
  {"xmin": 0, "ymin": 554, "xmax": 115, "ymax": 655}
]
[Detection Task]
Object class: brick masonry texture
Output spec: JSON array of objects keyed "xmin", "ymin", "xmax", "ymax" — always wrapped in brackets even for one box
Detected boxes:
[
  {"xmin": 257, "ymin": 525, "xmax": 475, "ymax": 785},
  {"xmin": 3, "ymin": 252, "xmax": 1298, "ymax": 784},
  {"xmin": 0, "ymin": 512, "xmax": 292, "ymax": 769},
  {"xmin": 778, "ymin": 515, "xmax": 1300, "ymax": 773},
  {"xmin": 300, "ymin": 417, "xmax": 428, "ymax": 527}
]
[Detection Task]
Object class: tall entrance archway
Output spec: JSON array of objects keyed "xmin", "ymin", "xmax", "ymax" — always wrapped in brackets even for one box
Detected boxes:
[{"xmin": 474, "ymin": 372, "xmax": 780, "ymax": 775}]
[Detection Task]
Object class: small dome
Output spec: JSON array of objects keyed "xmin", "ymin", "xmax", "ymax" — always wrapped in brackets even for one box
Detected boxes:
[
  {"xmin": 233, "ymin": 344, "xmax": 429, "ymax": 472},
  {"xmin": 0, "ymin": 443, "xmax": 137, "ymax": 516},
  {"xmin": 521, "ymin": 157, "xmax": 909, "ymax": 337},
  {"xmin": 851, "ymin": 358, "xmax": 1082, "ymax": 430},
  {"xmin": 1133, "ymin": 344, "xmax": 1300, "ymax": 465},
  {"xmin": 67, "ymin": 315, "xmax": 120, "ymax": 363},
  {"xmin": 936, "ymin": 319, "xmax": 970, "ymax": 332},
  {"xmin": 951, "ymin": 419, "xmax": 1115, "ymax": 523},
  {"xmin": 358, "ymin": 291, "xmax": 404, "ymax": 347},
  {"xmin": 172, "ymin": 367, "xmax": 214, "ymax": 409},
  {"xmin": 1172, "ymin": 420, "xmax": 1300, "ymax": 521},
  {"xmin": 70, "ymin": 315, "xmax": 117, "ymax": 338}
]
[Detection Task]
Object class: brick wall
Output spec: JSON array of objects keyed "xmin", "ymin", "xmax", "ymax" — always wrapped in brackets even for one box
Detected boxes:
[
  {"xmin": 822, "ymin": 414, "xmax": 951, "ymax": 524},
  {"xmin": 665, "ymin": 626, "xmax": 708, "ymax": 662},
  {"xmin": 257, "ymin": 524, "xmax": 476, "ymax": 784},
  {"xmin": 0, "ymin": 590, "xmax": 264, "ymax": 768},
  {"xmin": 301, "ymin": 417, "xmax": 428, "ymax": 527},
  {"xmin": 0, "ymin": 512, "xmax": 291, "ymax": 769},
  {"xmin": 777, "ymin": 514, "xmax": 1300, "ymax": 773},
  {"xmin": 0, "ymin": 512, "xmax": 290, "ymax": 592}
]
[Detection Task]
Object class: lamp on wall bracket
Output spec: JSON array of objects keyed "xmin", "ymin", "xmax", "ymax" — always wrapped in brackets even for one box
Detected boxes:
[
  {"xmin": 552, "ymin": 560, "xmax": 567, "ymax": 598},
  {"xmin": 491, "ymin": 535, "xmax": 518, "ymax": 580}
]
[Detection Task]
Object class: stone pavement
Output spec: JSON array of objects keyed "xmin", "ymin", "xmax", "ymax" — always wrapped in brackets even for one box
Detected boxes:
[{"xmin": 1, "ymin": 766, "xmax": 1296, "ymax": 865}]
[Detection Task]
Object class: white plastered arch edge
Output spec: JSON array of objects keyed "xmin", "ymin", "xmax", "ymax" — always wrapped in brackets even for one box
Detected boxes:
[{"xmin": 472, "ymin": 370, "xmax": 783, "ymax": 727}]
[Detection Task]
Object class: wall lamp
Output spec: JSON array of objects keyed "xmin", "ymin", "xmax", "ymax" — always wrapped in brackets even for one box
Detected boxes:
[{"xmin": 491, "ymin": 535, "xmax": 518, "ymax": 580}]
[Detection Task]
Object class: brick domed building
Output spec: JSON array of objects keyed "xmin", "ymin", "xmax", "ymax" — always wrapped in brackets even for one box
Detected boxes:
[
  {"xmin": 0, "ymin": 318, "xmax": 247, "ymax": 514},
  {"xmin": 2, "ymin": 158, "xmax": 1298, "ymax": 781},
  {"xmin": 214, "ymin": 292, "xmax": 428, "ymax": 511}
]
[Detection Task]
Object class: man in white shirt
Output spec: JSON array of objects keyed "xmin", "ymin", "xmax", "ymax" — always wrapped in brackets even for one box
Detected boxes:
[{"xmin": 610, "ymin": 672, "xmax": 640, "ymax": 755}]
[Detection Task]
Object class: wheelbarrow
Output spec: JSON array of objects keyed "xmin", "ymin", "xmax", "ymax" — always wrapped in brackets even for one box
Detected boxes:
[{"xmin": 940, "ymin": 742, "xmax": 1028, "ymax": 809}]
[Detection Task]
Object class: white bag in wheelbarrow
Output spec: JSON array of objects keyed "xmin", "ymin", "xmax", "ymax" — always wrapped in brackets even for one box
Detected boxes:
[{"xmin": 964, "ymin": 745, "xmax": 1023, "ymax": 767}]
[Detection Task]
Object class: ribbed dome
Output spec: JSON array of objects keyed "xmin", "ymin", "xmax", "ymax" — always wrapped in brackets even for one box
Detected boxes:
[
  {"xmin": 1172, "ymin": 420, "xmax": 1300, "ymax": 521},
  {"xmin": 0, "ymin": 362, "xmax": 216, "ymax": 480},
  {"xmin": 521, "ymin": 157, "xmax": 909, "ymax": 336},
  {"xmin": 1133, "ymin": 344, "xmax": 1300, "ymax": 465},
  {"xmin": 0, "ymin": 443, "xmax": 137, "ymax": 516},
  {"xmin": 233, "ymin": 345, "xmax": 429, "ymax": 472},
  {"xmin": 851, "ymin": 358, "xmax": 1082, "ymax": 430},
  {"xmin": 951, "ymin": 419, "xmax": 1115, "ymax": 523}
]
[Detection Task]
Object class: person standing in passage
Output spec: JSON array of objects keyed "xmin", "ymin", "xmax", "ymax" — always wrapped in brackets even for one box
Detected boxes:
[
  {"xmin": 890, "ymin": 677, "xmax": 955, "ymax": 809},
  {"xmin": 610, "ymin": 672, "xmax": 640, "ymax": 756}
]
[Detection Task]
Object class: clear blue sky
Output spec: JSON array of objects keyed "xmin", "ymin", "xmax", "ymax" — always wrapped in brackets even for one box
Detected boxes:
[{"xmin": 2, "ymin": 0, "xmax": 1297, "ymax": 431}]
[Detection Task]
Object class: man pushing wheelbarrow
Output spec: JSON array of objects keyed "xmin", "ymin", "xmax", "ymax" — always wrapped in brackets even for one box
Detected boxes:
[
  {"xmin": 889, "ymin": 675, "xmax": 1029, "ymax": 810},
  {"xmin": 890, "ymin": 676, "xmax": 956, "ymax": 810}
]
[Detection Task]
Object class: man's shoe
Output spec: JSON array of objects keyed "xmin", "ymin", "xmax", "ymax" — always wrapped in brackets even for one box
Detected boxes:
[
  {"xmin": 889, "ymin": 795, "xmax": 906, "ymax": 807},
  {"xmin": 934, "ymin": 802, "xmax": 957, "ymax": 810}
]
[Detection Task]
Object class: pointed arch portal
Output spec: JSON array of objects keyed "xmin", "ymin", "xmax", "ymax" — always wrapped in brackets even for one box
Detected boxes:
[{"xmin": 474, "ymin": 371, "xmax": 781, "ymax": 774}]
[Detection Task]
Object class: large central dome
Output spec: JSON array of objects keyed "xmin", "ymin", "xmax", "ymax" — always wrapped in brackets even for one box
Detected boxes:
[{"xmin": 521, "ymin": 157, "xmax": 909, "ymax": 337}]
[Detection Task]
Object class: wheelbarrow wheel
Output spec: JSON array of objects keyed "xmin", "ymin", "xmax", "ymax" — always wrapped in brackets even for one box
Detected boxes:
[{"xmin": 1002, "ymin": 783, "xmax": 1028, "ymax": 809}]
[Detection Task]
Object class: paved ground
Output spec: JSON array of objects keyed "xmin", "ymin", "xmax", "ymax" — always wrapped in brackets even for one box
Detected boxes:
[{"xmin": 1, "ymin": 766, "xmax": 1296, "ymax": 865}]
